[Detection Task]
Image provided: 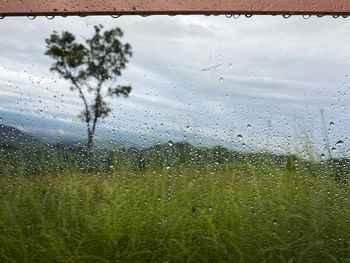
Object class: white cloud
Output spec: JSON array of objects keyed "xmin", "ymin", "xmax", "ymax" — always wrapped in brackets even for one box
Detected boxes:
[{"xmin": 0, "ymin": 15, "xmax": 350, "ymax": 152}]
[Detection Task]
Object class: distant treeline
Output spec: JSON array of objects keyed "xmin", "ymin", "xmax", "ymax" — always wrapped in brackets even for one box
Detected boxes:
[{"xmin": 1, "ymin": 141, "xmax": 350, "ymax": 181}]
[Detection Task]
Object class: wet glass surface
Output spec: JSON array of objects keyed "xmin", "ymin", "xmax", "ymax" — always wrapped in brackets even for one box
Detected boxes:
[{"xmin": 1, "ymin": 16, "xmax": 350, "ymax": 262}]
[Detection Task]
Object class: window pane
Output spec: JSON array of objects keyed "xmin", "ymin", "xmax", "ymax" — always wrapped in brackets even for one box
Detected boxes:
[{"xmin": 0, "ymin": 16, "xmax": 349, "ymax": 262}]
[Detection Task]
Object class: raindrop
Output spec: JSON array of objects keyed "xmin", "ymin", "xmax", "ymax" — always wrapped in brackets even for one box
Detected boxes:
[
  {"xmin": 27, "ymin": 16, "xmax": 37, "ymax": 20},
  {"xmin": 225, "ymin": 14, "xmax": 233, "ymax": 18},
  {"xmin": 345, "ymin": 74, "xmax": 350, "ymax": 79},
  {"xmin": 336, "ymin": 140, "xmax": 344, "ymax": 146},
  {"xmin": 330, "ymin": 122, "xmax": 335, "ymax": 127},
  {"xmin": 0, "ymin": 16, "xmax": 5, "ymax": 19},
  {"xmin": 333, "ymin": 15, "xmax": 340, "ymax": 18},
  {"xmin": 282, "ymin": 15, "xmax": 291, "ymax": 19},
  {"xmin": 111, "ymin": 15, "xmax": 121, "ymax": 18},
  {"xmin": 46, "ymin": 15, "xmax": 55, "ymax": 20},
  {"xmin": 219, "ymin": 77, "xmax": 224, "ymax": 83},
  {"xmin": 303, "ymin": 15, "xmax": 311, "ymax": 19},
  {"xmin": 237, "ymin": 134, "xmax": 243, "ymax": 139},
  {"xmin": 233, "ymin": 15, "xmax": 240, "ymax": 19},
  {"xmin": 247, "ymin": 124, "xmax": 252, "ymax": 129},
  {"xmin": 245, "ymin": 14, "xmax": 253, "ymax": 18},
  {"xmin": 168, "ymin": 140, "xmax": 174, "ymax": 146},
  {"xmin": 332, "ymin": 147, "xmax": 337, "ymax": 153}
]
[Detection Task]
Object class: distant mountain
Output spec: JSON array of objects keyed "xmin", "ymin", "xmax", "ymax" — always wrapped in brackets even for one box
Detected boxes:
[{"xmin": 0, "ymin": 125, "xmax": 41, "ymax": 147}]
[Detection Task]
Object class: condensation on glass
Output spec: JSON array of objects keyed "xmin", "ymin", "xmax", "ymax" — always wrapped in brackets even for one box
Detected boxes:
[{"xmin": 1, "ymin": 7, "xmax": 350, "ymax": 263}]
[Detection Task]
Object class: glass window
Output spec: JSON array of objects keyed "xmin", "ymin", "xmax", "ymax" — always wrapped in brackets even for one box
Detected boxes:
[{"xmin": 0, "ymin": 15, "xmax": 350, "ymax": 262}]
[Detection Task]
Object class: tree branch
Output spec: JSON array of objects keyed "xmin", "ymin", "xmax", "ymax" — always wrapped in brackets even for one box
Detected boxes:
[{"xmin": 62, "ymin": 62, "xmax": 91, "ymax": 133}]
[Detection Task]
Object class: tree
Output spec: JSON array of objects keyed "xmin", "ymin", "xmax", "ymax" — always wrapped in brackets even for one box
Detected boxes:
[{"xmin": 45, "ymin": 25, "xmax": 132, "ymax": 166}]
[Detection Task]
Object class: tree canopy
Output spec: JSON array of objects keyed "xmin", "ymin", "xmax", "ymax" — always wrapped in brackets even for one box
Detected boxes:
[{"xmin": 45, "ymin": 24, "xmax": 132, "ymax": 164}]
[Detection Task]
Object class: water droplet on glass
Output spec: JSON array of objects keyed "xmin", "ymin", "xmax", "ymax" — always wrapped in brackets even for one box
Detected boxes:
[
  {"xmin": 168, "ymin": 140, "xmax": 174, "ymax": 146},
  {"xmin": 247, "ymin": 124, "xmax": 251, "ymax": 129},
  {"xmin": 336, "ymin": 140, "xmax": 344, "ymax": 146},
  {"xmin": 219, "ymin": 77, "xmax": 224, "ymax": 83},
  {"xmin": 330, "ymin": 122, "xmax": 335, "ymax": 127},
  {"xmin": 237, "ymin": 134, "xmax": 243, "ymax": 139}
]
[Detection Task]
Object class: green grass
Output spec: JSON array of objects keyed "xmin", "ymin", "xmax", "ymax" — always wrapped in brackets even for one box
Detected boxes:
[{"xmin": 1, "ymin": 163, "xmax": 350, "ymax": 262}]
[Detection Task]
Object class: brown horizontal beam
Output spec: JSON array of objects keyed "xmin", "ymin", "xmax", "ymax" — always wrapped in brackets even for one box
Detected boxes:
[{"xmin": 1, "ymin": 0, "xmax": 350, "ymax": 17}]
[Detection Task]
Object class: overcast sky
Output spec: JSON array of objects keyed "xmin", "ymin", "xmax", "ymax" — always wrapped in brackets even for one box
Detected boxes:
[{"xmin": 0, "ymin": 15, "xmax": 350, "ymax": 156}]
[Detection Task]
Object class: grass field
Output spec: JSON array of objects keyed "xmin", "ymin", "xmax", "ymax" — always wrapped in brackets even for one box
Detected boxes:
[{"xmin": 1, "ymin": 162, "xmax": 350, "ymax": 262}]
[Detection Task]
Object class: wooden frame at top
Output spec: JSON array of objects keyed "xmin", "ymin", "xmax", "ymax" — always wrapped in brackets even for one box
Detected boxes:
[{"xmin": 1, "ymin": 0, "xmax": 350, "ymax": 17}]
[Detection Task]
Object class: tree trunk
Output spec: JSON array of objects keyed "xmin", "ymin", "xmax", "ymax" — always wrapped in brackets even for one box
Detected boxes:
[{"xmin": 86, "ymin": 131, "xmax": 94, "ymax": 171}]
